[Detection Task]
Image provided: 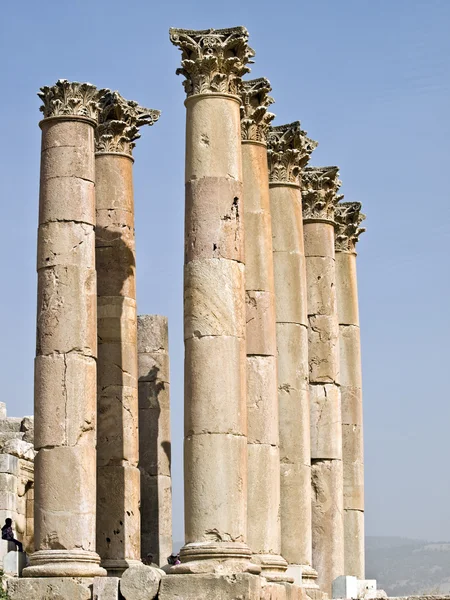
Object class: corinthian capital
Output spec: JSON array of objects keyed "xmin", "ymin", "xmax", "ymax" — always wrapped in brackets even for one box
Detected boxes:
[
  {"xmin": 302, "ymin": 166, "xmax": 342, "ymax": 223},
  {"xmin": 267, "ymin": 122, "xmax": 317, "ymax": 185},
  {"xmin": 95, "ymin": 91, "xmax": 160, "ymax": 156},
  {"xmin": 38, "ymin": 79, "xmax": 106, "ymax": 121},
  {"xmin": 240, "ymin": 78, "xmax": 275, "ymax": 143},
  {"xmin": 169, "ymin": 26, "xmax": 255, "ymax": 97},
  {"xmin": 335, "ymin": 202, "xmax": 366, "ymax": 253}
]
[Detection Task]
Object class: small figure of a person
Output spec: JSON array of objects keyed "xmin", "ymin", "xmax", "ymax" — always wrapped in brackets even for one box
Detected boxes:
[
  {"xmin": 167, "ymin": 552, "xmax": 181, "ymax": 566},
  {"xmin": 1, "ymin": 518, "xmax": 23, "ymax": 552}
]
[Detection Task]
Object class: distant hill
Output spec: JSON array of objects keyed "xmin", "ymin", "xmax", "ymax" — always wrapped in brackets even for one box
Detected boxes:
[{"xmin": 366, "ymin": 536, "xmax": 450, "ymax": 596}]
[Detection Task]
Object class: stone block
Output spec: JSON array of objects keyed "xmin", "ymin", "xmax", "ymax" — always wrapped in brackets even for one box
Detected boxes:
[
  {"xmin": 186, "ymin": 94, "xmax": 241, "ymax": 182},
  {"xmin": 184, "ymin": 258, "xmax": 245, "ymax": 339},
  {"xmin": 0, "ymin": 454, "xmax": 19, "ymax": 475},
  {"xmin": 310, "ymin": 384, "xmax": 342, "ymax": 460},
  {"xmin": 184, "ymin": 433, "xmax": 246, "ymax": 543},
  {"xmin": 36, "ymin": 264, "xmax": 96, "ymax": 356},
  {"xmin": 37, "ymin": 222, "xmax": 95, "ymax": 270},
  {"xmin": 137, "ymin": 315, "xmax": 169, "ymax": 353},
  {"xmin": 185, "ymin": 177, "xmax": 244, "ymax": 262},
  {"xmin": 273, "ymin": 251, "xmax": 308, "ymax": 325},
  {"xmin": 97, "ymin": 297, "xmax": 137, "ymax": 344},
  {"xmin": 244, "ymin": 211, "xmax": 274, "ymax": 292},
  {"xmin": 270, "ymin": 186, "xmax": 304, "ymax": 254},
  {"xmin": 97, "ymin": 465, "xmax": 141, "ymax": 562},
  {"xmin": 303, "ymin": 221, "xmax": 335, "ymax": 259},
  {"xmin": 246, "ymin": 290, "xmax": 276, "ymax": 356},
  {"xmin": 341, "ymin": 385, "xmax": 363, "ymax": 426},
  {"xmin": 185, "ymin": 336, "xmax": 245, "ymax": 436},
  {"xmin": 311, "ymin": 459, "xmax": 345, "ymax": 596},
  {"xmin": 279, "ymin": 462, "xmax": 312, "ymax": 567},
  {"xmin": 282, "ymin": 581, "xmax": 308, "ymax": 600},
  {"xmin": 308, "ymin": 314, "xmax": 340, "ymax": 384},
  {"xmin": 0, "ymin": 491, "xmax": 17, "ymax": 511},
  {"xmin": 247, "ymin": 355, "xmax": 278, "ymax": 445},
  {"xmin": 34, "ymin": 353, "xmax": 96, "ymax": 450},
  {"xmin": 34, "ymin": 446, "xmax": 96, "ymax": 551},
  {"xmin": 247, "ymin": 444, "xmax": 280, "ymax": 553},
  {"xmin": 20, "ymin": 416, "xmax": 34, "ymax": 443},
  {"xmin": 40, "ymin": 143, "xmax": 95, "ymax": 182},
  {"xmin": 3, "ymin": 550, "xmax": 27, "ymax": 576},
  {"xmin": 332, "ymin": 575, "xmax": 358, "ymax": 599},
  {"xmin": 339, "ymin": 326, "xmax": 362, "ymax": 389},
  {"xmin": 138, "ymin": 405, "xmax": 171, "ymax": 477},
  {"xmin": 0, "ymin": 540, "xmax": 15, "ymax": 563},
  {"xmin": 159, "ymin": 572, "xmax": 262, "ymax": 600},
  {"xmin": 120, "ymin": 564, "xmax": 162, "ymax": 599},
  {"xmin": 261, "ymin": 580, "xmax": 287, "ymax": 600},
  {"xmin": 344, "ymin": 509, "xmax": 365, "ymax": 579},
  {"xmin": 39, "ymin": 176, "xmax": 95, "ymax": 225},
  {"xmin": 0, "ymin": 402, "xmax": 6, "ymax": 418},
  {"xmin": 335, "ymin": 252, "xmax": 359, "ymax": 326},
  {"xmin": 95, "ymin": 154, "xmax": 134, "ymax": 212},
  {"xmin": 0, "ymin": 418, "xmax": 22, "ymax": 433},
  {"xmin": 276, "ymin": 323, "xmax": 309, "ymax": 390},
  {"xmin": 97, "ymin": 342, "xmax": 137, "ymax": 388},
  {"xmin": 0, "ymin": 472, "xmax": 19, "ymax": 495},
  {"xmin": 96, "ymin": 245, "xmax": 136, "ymax": 299},
  {"xmin": 97, "ymin": 384, "xmax": 138, "ymax": 465},
  {"xmin": 7, "ymin": 576, "xmax": 93, "ymax": 600},
  {"xmin": 305, "ymin": 256, "xmax": 337, "ymax": 316},
  {"xmin": 93, "ymin": 576, "xmax": 120, "ymax": 600},
  {"xmin": 137, "ymin": 352, "xmax": 169, "ymax": 384}
]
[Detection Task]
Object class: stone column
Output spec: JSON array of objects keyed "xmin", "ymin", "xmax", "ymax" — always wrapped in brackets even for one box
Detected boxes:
[
  {"xmin": 169, "ymin": 27, "xmax": 256, "ymax": 572},
  {"xmin": 137, "ymin": 315, "xmax": 172, "ymax": 567},
  {"xmin": 95, "ymin": 92, "xmax": 160, "ymax": 574},
  {"xmin": 240, "ymin": 79, "xmax": 287, "ymax": 580},
  {"xmin": 334, "ymin": 203, "xmax": 366, "ymax": 579},
  {"xmin": 267, "ymin": 123, "xmax": 318, "ymax": 587},
  {"xmin": 302, "ymin": 167, "xmax": 344, "ymax": 596},
  {"xmin": 26, "ymin": 80, "xmax": 106, "ymax": 577}
]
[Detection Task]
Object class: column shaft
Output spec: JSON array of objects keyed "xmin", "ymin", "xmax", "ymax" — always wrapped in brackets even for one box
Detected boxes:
[
  {"xmin": 241, "ymin": 78, "xmax": 286, "ymax": 579},
  {"xmin": 267, "ymin": 123, "xmax": 317, "ymax": 588},
  {"xmin": 27, "ymin": 80, "xmax": 106, "ymax": 578},
  {"xmin": 95, "ymin": 153, "xmax": 140, "ymax": 573},
  {"xmin": 335, "ymin": 203, "xmax": 366, "ymax": 579},
  {"xmin": 138, "ymin": 315, "xmax": 172, "ymax": 567},
  {"xmin": 170, "ymin": 26, "xmax": 255, "ymax": 572},
  {"xmin": 302, "ymin": 167, "xmax": 345, "ymax": 596}
]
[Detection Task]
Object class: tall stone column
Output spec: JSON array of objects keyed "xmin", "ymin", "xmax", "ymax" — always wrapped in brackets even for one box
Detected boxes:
[
  {"xmin": 334, "ymin": 203, "xmax": 366, "ymax": 579},
  {"xmin": 137, "ymin": 315, "xmax": 172, "ymax": 567},
  {"xmin": 240, "ymin": 79, "xmax": 287, "ymax": 580},
  {"xmin": 169, "ymin": 27, "xmax": 256, "ymax": 572},
  {"xmin": 267, "ymin": 123, "xmax": 318, "ymax": 587},
  {"xmin": 95, "ymin": 92, "xmax": 160, "ymax": 574},
  {"xmin": 26, "ymin": 80, "xmax": 106, "ymax": 577},
  {"xmin": 302, "ymin": 167, "xmax": 344, "ymax": 596}
]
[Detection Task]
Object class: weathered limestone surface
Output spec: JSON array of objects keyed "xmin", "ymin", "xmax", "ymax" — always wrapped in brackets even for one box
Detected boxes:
[
  {"xmin": 93, "ymin": 576, "xmax": 120, "ymax": 600},
  {"xmin": 27, "ymin": 80, "xmax": 106, "ymax": 578},
  {"xmin": 268, "ymin": 122, "xmax": 317, "ymax": 586},
  {"xmin": 335, "ymin": 202, "xmax": 366, "ymax": 579},
  {"xmin": 95, "ymin": 91, "xmax": 160, "ymax": 574},
  {"xmin": 7, "ymin": 577, "xmax": 93, "ymax": 600},
  {"xmin": 303, "ymin": 166, "xmax": 344, "ymax": 595},
  {"xmin": 241, "ymin": 77, "xmax": 287, "ymax": 579},
  {"xmin": 159, "ymin": 573, "xmax": 262, "ymax": 600},
  {"xmin": 138, "ymin": 315, "xmax": 172, "ymax": 567},
  {"xmin": 170, "ymin": 26, "xmax": 255, "ymax": 571},
  {"xmin": 120, "ymin": 564, "xmax": 162, "ymax": 600}
]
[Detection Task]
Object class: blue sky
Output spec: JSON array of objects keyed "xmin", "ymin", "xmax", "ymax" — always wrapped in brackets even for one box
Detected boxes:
[{"xmin": 1, "ymin": 0, "xmax": 449, "ymax": 544}]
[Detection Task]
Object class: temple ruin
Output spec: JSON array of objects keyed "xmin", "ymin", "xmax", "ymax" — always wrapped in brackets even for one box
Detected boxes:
[{"xmin": 3, "ymin": 25, "xmax": 373, "ymax": 600}]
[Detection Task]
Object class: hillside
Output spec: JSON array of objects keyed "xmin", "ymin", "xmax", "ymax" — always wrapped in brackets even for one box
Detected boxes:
[{"xmin": 366, "ymin": 536, "xmax": 450, "ymax": 596}]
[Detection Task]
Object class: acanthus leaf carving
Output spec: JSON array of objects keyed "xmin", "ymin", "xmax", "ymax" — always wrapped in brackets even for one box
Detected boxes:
[
  {"xmin": 169, "ymin": 27, "xmax": 255, "ymax": 97},
  {"xmin": 301, "ymin": 166, "xmax": 342, "ymax": 223},
  {"xmin": 240, "ymin": 78, "xmax": 275, "ymax": 143},
  {"xmin": 95, "ymin": 91, "xmax": 161, "ymax": 156},
  {"xmin": 335, "ymin": 201, "xmax": 366, "ymax": 252},
  {"xmin": 267, "ymin": 122, "xmax": 317, "ymax": 185},
  {"xmin": 38, "ymin": 79, "xmax": 107, "ymax": 120}
]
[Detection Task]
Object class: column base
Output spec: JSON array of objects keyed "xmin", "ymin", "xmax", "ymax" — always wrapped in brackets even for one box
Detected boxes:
[
  {"xmin": 285, "ymin": 564, "xmax": 319, "ymax": 588},
  {"xmin": 170, "ymin": 542, "xmax": 261, "ymax": 575},
  {"xmin": 100, "ymin": 558, "xmax": 142, "ymax": 577},
  {"xmin": 22, "ymin": 550, "xmax": 107, "ymax": 578},
  {"xmin": 252, "ymin": 553, "xmax": 293, "ymax": 583}
]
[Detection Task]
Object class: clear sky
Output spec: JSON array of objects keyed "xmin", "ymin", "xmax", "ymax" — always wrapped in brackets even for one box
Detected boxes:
[{"xmin": 1, "ymin": 0, "xmax": 449, "ymax": 545}]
